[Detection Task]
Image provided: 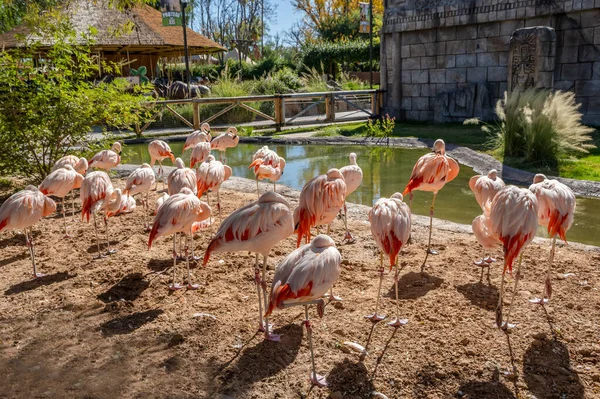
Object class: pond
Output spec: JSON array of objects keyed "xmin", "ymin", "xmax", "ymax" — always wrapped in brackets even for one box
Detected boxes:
[{"xmin": 123, "ymin": 142, "xmax": 600, "ymax": 247}]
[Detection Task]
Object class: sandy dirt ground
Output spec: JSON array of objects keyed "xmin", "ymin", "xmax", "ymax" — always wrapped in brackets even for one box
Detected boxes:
[{"xmin": 0, "ymin": 177, "xmax": 599, "ymax": 399}]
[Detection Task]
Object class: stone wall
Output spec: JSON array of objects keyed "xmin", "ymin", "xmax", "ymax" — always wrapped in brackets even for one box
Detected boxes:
[{"xmin": 380, "ymin": 0, "xmax": 600, "ymax": 126}]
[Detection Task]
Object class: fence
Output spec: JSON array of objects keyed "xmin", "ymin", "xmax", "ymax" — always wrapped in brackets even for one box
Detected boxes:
[{"xmin": 141, "ymin": 89, "xmax": 384, "ymax": 134}]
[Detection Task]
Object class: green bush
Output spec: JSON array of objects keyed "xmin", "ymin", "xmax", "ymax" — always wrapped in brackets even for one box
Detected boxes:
[{"xmin": 299, "ymin": 40, "xmax": 381, "ymax": 73}]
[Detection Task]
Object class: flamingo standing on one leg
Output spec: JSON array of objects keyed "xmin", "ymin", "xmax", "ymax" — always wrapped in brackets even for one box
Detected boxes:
[
  {"xmin": 148, "ymin": 140, "xmax": 175, "ymax": 190},
  {"xmin": 183, "ymin": 123, "xmax": 211, "ymax": 152},
  {"xmin": 0, "ymin": 186, "xmax": 56, "ymax": 278},
  {"xmin": 211, "ymin": 127, "xmax": 239, "ymax": 163},
  {"xmin": 265, "ymin": 234, "xmax": 341, "ymax": 387},
  {"xmin": 469, "ymin": 169, "xmax": 505, "ymax": 266},
  {"xmin": 80, "ymin": 171, "xmax": 118, "ymax": 259},
  {"xmin": 488, "ymin": 186, "xmax": 538, "ymax": 329},
  {"xmin": 203, "ymin": 191, "xmax": 294, "ymax": 340},
  {"xmin": 190, "ymin": 142, "xmax": 212, "ymax": 168},
  {"xmin": 52, "ymin": 155, "xmax": 88, "ymax": 216},
  {"xmin": 149, "ymin": 188, "xmax": 211, "ymax": 290},
  {"xmin": 528, "ymin": 174, "xmax": 576, "ymax": 305},
  {"xmin": 196, "ymin": 155, "xmax": 232, "ymax": 219},
  {"xmin": 340, "ymin": 152, "xmax": 363, "ymax": 243},
  {"xmin": 89, "ymin": 142, "xmax": 122, "ymax": 171},
  {"xmin": 168, "ymin": 158, "xmax": 198, "ymax": 196},
  {"xmin": 39, "ymin": 165, "xmax": 85, "ymax": 236},
  {"xmin": 249, "ymin": 146, "xmax": 286, "ymax": 197},
  {"xmin": 403, "ymin": 139, "xmax": 460, "ymax": 272},
  {"xmin": 124, "ymin": 163, "xmax": 155, "ymax": 230},
  {"xmin": 367, "ymin": 193, "xmax": 411, "ymax": 326},
  {"xmin": 471, "ymin": 212, "xmax": 501, "ymax": 284}
]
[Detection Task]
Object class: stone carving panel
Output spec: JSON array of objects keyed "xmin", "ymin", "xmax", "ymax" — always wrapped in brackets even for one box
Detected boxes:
[
  {"xmin": 507, "ymin": 27, "xmax": 556, "ymax": 93},
  {"xmin": 434, "ymin": 83, "xmax": 492, "ymax": 123}
]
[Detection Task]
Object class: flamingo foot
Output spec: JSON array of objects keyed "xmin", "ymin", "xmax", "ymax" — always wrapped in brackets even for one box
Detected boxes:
[
  {"xmin": 33, "ymin": 272, "xmax": 47, "ymax": 278},
  {"xmin": 257, "ymin": 321, "xmax": 274, "ymax": 333},
  {"xmin": 324, "ymin": 293, "xmax": 343, "ymax": 302},
  {"xmin": 264, "ymin": 332, "xmax": 281, "ymax": 342},
  {"xmin": 105, "ymin": 249, "xmax": 117, "ymax": 255},
  {"xmin": 484, "ymin": 256, "xmax": 496, "ymax": 263},
  {"xmin": 187, "ymin": 283, "xmax": 200, "ymax": 290},
  {"xmin": 93, "ymin": 253, "xmax": 107, "ymax": 260},
  {"xmin": 189, "ymin": 255, "xmax": 201, "ymax": 262},
  {"xmin": 63, "ymin": 233, "xmax": 73, "ymax": 239},
  {"xmin": 426, "ymin": 248, "xmax": 438, "ymax": 255},
  {"xmin": 310, "ymin": 374, "xmax": 328, "ymax": 388},
  {"xmin": 343, "ymin": 231, "xmax": 355, "ymax": 244},
  {"xmin": 169, "ymin": 283, "xmax": 184, "ymax": 291},
  {"xmin": 145, "ymin": 226, "xmax": 152, "ymax": 232},
  {"xmin": 474, "ymin": 259, "xmax": 486, "ymax": 266},
  {"xmin": 387, "ymin": 318, "xmax": 409, "ymax": 328},
  {"xmin": 364, "ymin": 313, "xmax": 387, "ymax": 323},
  {"xmin": 529, "ymin": 297, "xmax": 549, "ymax": 305}
]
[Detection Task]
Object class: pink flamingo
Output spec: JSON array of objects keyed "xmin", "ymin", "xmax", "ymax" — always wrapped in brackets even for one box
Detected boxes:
[
  {"xmin": 471, "ymin": 212, "xmax": 500, "ymax": 284},
  {"xmin": 107, "ymin": 192, "xmax": 136, "ymax": 216},
  {"xmin": 469, "ymin": 169, "xmax": 505, "ymax": 266},
  {"xmin": 148, "ymin": 188, "xmax": 211, "ymax": 290},
  {"xmin": 265, "ymin": 234, "xmax": 341, "ymax": 387},
  {"xmin": 148, "ymin": 140, "xmax": 175, "ymax": 190},
  {"xmin": 487, "ymin": 186, "xmax": 538, "ymax": 329},
  {"xmin": 0, "ymin": 186, "xmax": 56, "ymax": 277},
  {"xmin": 339, "ymin": 152, "xmax": 363, "ymax": 243},
  {"xmin": 80, "ymin": 171, "xmax": 118, "ymax": 259},
  {"xmin": 124, "ymin": 163, "xmax": 156, "ymax": 230},
  {"xmin": 89, "ymin": 142, "xmax": 122, "ymax": 171},
  {"xmin": 155, "ymin": 193, "xmax": 169, "ymax": 215},
  {"xmin": 39, "ymin": 165, "xmax": 84, "ymax": 236},
  {"xmin": 211, "ymin": 127, "xmax": 239, "ymax": 163},
  {"xmin": 190, "ymin": 142, "xmax": 212, "ymax": 168},
  {"xmin": 528, "ymin": 174, "xmax": 576, "ymax": 304},
  {"xmin": 203, "ymin": 191, "xmax": 294, "ymax": 340},
  {"xmin": 168, "ymin": 158, "xmax": 197, "ymax": 196},
  {"xmin": 367, "ymin": 193, "xmax": 411, "ymax": 326},
  {"xmin": 403, "ymin": 139, "xmax": 460, "ymax": 271},
  {"xmin": 52, "ymin": 155, "xmax": 88, "ymax": 216},
  {"xmin": 295, "ymin": 168, "xmax": 346, "ymax": 248},
  {"xmin": 183, "ymin": 123, "xmax": 211, "ymax": 152},
  {"xmin": 196, "ymin": 155, "xmax": 232, "ymax": 218},
  {"xmin": 249, "ymin": 146, "xmax": 286, "ymax": 196}
]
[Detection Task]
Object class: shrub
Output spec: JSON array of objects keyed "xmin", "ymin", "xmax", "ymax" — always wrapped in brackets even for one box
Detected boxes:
[{"xmin": 299, "ymin": 40, "xmax": 381, "ymax": 74}]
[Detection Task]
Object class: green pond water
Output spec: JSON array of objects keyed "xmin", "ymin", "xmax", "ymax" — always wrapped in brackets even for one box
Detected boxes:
[{"xmin": 123, "ymin": 142, "xmax": 600, "ymax": 247}]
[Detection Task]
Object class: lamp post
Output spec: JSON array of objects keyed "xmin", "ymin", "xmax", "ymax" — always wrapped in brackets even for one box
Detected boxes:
[
  {"xmin": 369, "ymin": 0, "xmax": 373, "ymax": 89},
  {"xmin": 180, "ymin": 0, "xmax": 192, "ymax": 98}
]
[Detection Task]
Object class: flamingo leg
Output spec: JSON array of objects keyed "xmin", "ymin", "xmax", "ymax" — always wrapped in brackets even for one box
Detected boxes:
[
  {"xmin": 71, "ymin": 190, "xmax": 76, "ymax": 217},
  {"xmin": 104, "ymin": 215, "xmax": 116, "ymax": 255},
  {"xmin": 388, "ymin": 258, "xmax": 408, "ymax": 328},
  {"xmin": 496, "ymin": 259, "xmax": 507, "ymax": 328},
  {"xmin": 305, "ymin": 304, "xmax": 327, "ymax": 387},
  {"xmin": 217, "ymin": 188, "xmax": 222, "ymax": 221},
  {"xmin": 262, "ymin": 255, "xmax": 280, "ymax": 341},
  {"xmin": 144, "ymin": 192, "xmax": 150, "ymax": 231},
  {"xmin": 186, "ymin": 233, "xmax": 200, "ymax": 290},
  {"xmin": 256, "ymin": 178, "xmax": 260, "ymax": 199},
  {"xmin": 254, "ymin": 253, "xmax": 266, "ymax": 332},
  {"xmin": 328, "ymin": 286, "xmax": 342, "ymax": 302},
  {"xmin": 531, "ymin": 237, "xmax": 556, "ymax": 304},
  {"xmin": 421, "ymin": 192, "xmax": 438, "ymax": 272},
  {"xmin": 273, "ymin": 182, "xmax": 276, "ymax": 193},
  {"xmin": 365, "ymin": 252, "xmax": 386, "ymax": 322},
  {"xmin": 25, "ymin": 227, "xmax": 44, "ymax": 278},
  {"xmin": 93, "ymin": 213, "xmax": 104, "ymax": 260},
  {"xmin": 170, "ymin": 233, "xmax": 182, "ymax": 290},
  {"xmin": 62, "ymin": 198, "xmax": 70, "ymax": 237},
  {"xmin": 502, "ymin": 253, "xmax": 524, "ymax": 330}
]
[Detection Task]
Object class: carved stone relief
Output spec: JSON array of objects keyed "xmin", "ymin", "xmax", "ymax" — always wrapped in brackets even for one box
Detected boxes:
[{"xmin": 507, "ymin": 27, "xmax": 556, "ymax": 93}]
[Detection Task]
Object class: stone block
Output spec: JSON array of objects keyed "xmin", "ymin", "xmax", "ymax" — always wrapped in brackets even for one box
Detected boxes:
[
  {"xmin": 446, "ymin": 68, "xmax": 467, "ymax": 83},
  {"xmin": 467, "ymin": 39, "xmax": 488, "ymax": 53},
  {"xmin": 581, "ymin": 9, "xmax": 600, "ymax": 27},
  {"xmin": 418, "ymin": 30, "xmax": 436, "ymax": 43},
  {"xmin": 508, "ymin": 27, "xmax": 557, "ymax": 92},
  {"xmin": 446, "ymin": 40, "xmax": 467, "ymax": 54},
  {"xmin": 525, "ymin": 16, "xmax": 552, "ymax": 27},
  {"xmin": 437, "ymin": 27, "xmax": 456, "ymax": 41},
  {"xmin": 401, "ymin": 70, "xmax": 412, "ymax": 84},
  {"xmin": 479, "ymin": 22, "xmax": 501, "ymax": 38},
  {"xmin": 583, "ymin": 0, "xmax": 595, "ymax": 9},
  {"xmin": 421, "ymin": 56, "xmax": 437, "ymax": 69},
  {"xmin": 456, "ymin": 54, "xmax": 477, "ymax": 68},
  {"xmin": 558, "ymin": 13, "xmax": 580, "ymax": 30},
  {"xmin": 576, "ymin": 97, "xmax": 589, "ymax": 113},
  {"xmin": 401, "ymin": 31, "xmax": 420, "ymax": 45},
  {"xmin": 421, "ymin": 84, "xmax": 434, "ymax": 97},
  {"xmin": 402, "ymin": 57, "xmax": 420, "ymax": 70},
  {"xmin": 506, "ymin": 8, "xmax": 516, "ymax": 19},
  {"xmin": 516, "ymin": 6, "xmax": 526, "ymax": 18},
  {"xmin": 406, "ymin": 110, "xmax": 420, "ymax": 120},
  {"xmin": 498, "ymin": 81, "xmax": 508, "ymax": 95},
  {"xmin": 559, "ymin": 46, "xmax": 579, "ymax": 64},
  {"xmin": 467, "ymin": 67, "xmax": 487, "ymax": 82},
  {"xmin": 401, "ymin": 97, "xmax": 412, "ymax": 110},
  {"xmin": 411, "ymin": 44, "xmax": 427, "ymax": 57},
  {"xmin": 583, "ymin": 114, "xmax": 600, "ymax": 126},
  {"xmin": 498, "ymin": 52, "xmax": 509, "ymax": 66},
  {"xmin": 437, "ymin": 55, "xmax": 456, "ymax": 68},
  {"xmin": 401, "ymin": 45, "xmax": 411, "ymax": 58},
  {"xmin": 402, "ymin": 84, "xmax": 420, "ymax": 97},
  {"xmin": 413, "ymin": 97, "xmax": 430, "ymax": 111},
  {"xmin": 588, "ymin": 96, "xmax": 600, "ymax": 114},
  {"xmin": 476, "ymin": 12, "xmax": 489, "ymax": 24},
  {"xmin": 579, "ymin": 45, "xmax": 600, "ymax": 62},
  {"xmin": 564, "ymin": 29, "xmax": 587, "ymax": 47},
  {"xmin": 539, "ymin": 56, "xmax": 555, "ymax": 72},
  {"xmin": 412, "ymin": 70, "xmax": 429, "ymax": 84},
  {"xmin": 430, "ymin": 69, "xmax": 446, "ymax": 83},
  {"xmin": 581, "ymin": 28, "xmax": 595, "ymax": 43},
  {"xmin": 561, "ymin": 63, "xmax": 593, "ymax": 80},
  {"xmin": 554, "ymin": 80, "xmax": 575, "ymax": 91},
  {"xmin": 424, "ymin": 41, "xmax": 446, "ymax": 56},
  {"xmin": 501, "ymin": 20, "xmax": 524, "ymax": 36},
  {"xmin": 488, "ymin": 66, "xmax": 508, "ymax": 82},
  {"xmin": 478, "ymin": 52, "xmax": 499, "ymax": 67},
  {"xmin": 419, "ymin": 111, "xmax": 434, "ymax": 121},
  {"xmin": 457, "ymin": 25, "xmax": 478, "ymax": 40},
  {"xmin": 593, "ymin": 62, "xmax": 600, "ymax": 79},
  {"xmin": 488, "ymin": 36, "xmax": 510, "ymax": 52},
  {"xmin": 595, "ymin": 27, "xmax": 600, "ymax": 45},
  {"xmin": 535, "ymin": 72, "xmax": 554, "ymax": 88}
]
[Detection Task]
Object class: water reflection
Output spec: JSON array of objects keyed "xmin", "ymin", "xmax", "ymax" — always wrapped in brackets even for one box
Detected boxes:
[{"xmin": 122, "ymin": 142, "xmax": 600, "ymax": 247}]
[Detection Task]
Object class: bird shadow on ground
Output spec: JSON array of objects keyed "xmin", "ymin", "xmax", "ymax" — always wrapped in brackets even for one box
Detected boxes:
[
  {"xmin": 86, "ymin": 241, "xmax": 121, "ymax": 254},
  {"xmin": 147, "ymin": 258, "xmax": 172, "ymax": 272},
  {"xmin": 100, "ymin": 309, "xmax": 163, "ymax": 337},
  {"xmin": 456, "ymin": 281, "xmax": 499, "ymax": 310},
  {"xmin": 4, "ymin": 272, "xmax": 75, "ymax": 295},
  {"xmin": 97, "ymin": 272, "xmax": 150, "ymax": 303},
  {"xmin": 213, "ymin": 323, "xmax": 303, "ymax": 396},
  {"xmin": 384, "ymin": 271, "xmax": 444, "ymax": 300},
  {"xmin": 523, "ymin": 338, "xmax": 584, "ymax": 399},
  {"xmin": 327, "ymin": 358, "xmax": 375, "ymax": 397},
  {"xmin": 0, "ymin": 252, "xmax": 29, "ymax": 268},
  {"xmin": 457, "ymin": 369, "xmax": 517, "ymax": 399},
  {"xmin": 370, "ymin": 326, "xmax": 398, "ymax": 381}
]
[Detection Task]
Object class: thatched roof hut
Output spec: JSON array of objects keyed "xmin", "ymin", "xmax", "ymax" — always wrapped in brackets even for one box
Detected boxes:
[{"xmin": 0, "ymin": 0, "xmax": 226, "ymax": 78}]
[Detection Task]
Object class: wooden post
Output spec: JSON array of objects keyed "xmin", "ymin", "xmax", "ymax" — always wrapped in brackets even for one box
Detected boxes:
[
  {"xmin": 325, "ymin": 93, "xmax": 335, "ymax": 122},
  {"xmin": 274, "ymin": 95, "xmax": 284, "ymax": 132},
  {"xmin": 370, "ymin": 92, "xmax": 377, "ymax": 115},
  {"xmin": 193, "ymin": 101, "xmax": 200, "ymax": 130}
]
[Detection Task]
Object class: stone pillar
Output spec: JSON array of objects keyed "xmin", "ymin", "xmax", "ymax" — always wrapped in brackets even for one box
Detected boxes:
[
  {"xmin": 388, "ymin": 32, "xmax": 403, "ymax": 118},
  {"xmin": 507, "ymin": 26, "xmax": 557, "ymax": 93}
]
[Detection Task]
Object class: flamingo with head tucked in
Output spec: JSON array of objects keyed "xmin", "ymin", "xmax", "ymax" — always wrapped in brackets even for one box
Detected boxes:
[
  {"xmin": 211, "ymin": 127, "xmax": 239, "ymax": 163},
  {"xmin": 39, "ymin": 165, "xmax": 84, "ymax": 236},
  {"xmin": 52, "ymin": 155, "xmax": 88, "ymax": 215},
  {"xmin": 196, "ymin": 155, "xmax": 232, "ymax": 218},
  {"xmin": 148, "ymin": 140, "xmax": 175, "ymax": 190},
  {"xmin": 203, "ymin": 191, "xmax": 294, "ymax": 340},
  {"xmin": 340, "ymin": 152, "xmax": 363, "ymax": 243},
  {"xmin": 403, "ymin": 139, "xmax": 459, "ymax": 272},
  {"xmin": 528, "ymin": 174, "xmax": 576, "ymax": 304},
  {"xmin": 89, "ymin": 142, "xmax": 122, "ymax": 171},
  {"xmin": 190, "ymin": 142, "xmax": 212, "ymax": 168},
  {"xmin": 265, "ymin": 234, "xmax": 341, "ymax": 388},
  {"xmin": 183, "ymin": 123, "xmax": 211, "ymax": 152},
  {"xmin": 168, "ymin": 158, "xmax": 197, "ymax": 196},
  {"xmin": 124, "ymin": 163, "xmax": 156, "ymax": 230},
  {"xmin": 249, "ymin": 146, "xmax": 286, "ymax": 197},
  {"xmin": 0, "ymin": 186, "xmax": 56, "ymax": 278}
]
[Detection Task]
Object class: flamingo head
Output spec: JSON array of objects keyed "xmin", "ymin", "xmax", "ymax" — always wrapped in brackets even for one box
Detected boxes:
[
  {"xmin": 433, "ymin": 139, "xmax": 445, "ymax": 155},
  {"xmin": 201, "ymin": 122, "xmax": 210, "ymax": 133},
  {"xmin": 487, "ymin": 169, "xmax": 498, "ymax": 179},
  {"xmin": 175, "ymin": 158, "xmax": 185, "ymax": 168},
  {"xmin": 349, "ymin": 152, "xmax": 358, "ymax": 165},
  {"xmin": 533, "ymin": 173, "xmax": 547, "ymax": 184},
  {"xmin": 76, "ymin": 157, "xmax": 89, "ymax": 174},
  {"xmin": 227, "ymin": 126, "xmax": 238, "ymax": 136},
  {"xmin": 391, "ymin": 192, "xmax": 404, "ymax": 202},
  {"xmin": 112, "ymin": 142, "xmax": 122, "ymax": 154},
  {"xmin": 279, "ymin": 158, "xmax": 286, "ymax": 173}
]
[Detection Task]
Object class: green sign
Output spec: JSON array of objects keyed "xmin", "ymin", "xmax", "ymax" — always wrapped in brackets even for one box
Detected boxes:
[{"xmin": 161, "ymin": 0, "xmax": 182, "ymax": 26}]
